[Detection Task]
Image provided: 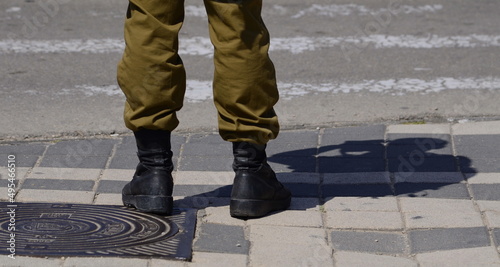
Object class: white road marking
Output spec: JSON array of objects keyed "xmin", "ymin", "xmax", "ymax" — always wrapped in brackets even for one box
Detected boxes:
[
  {"xmin": 1, "ymin": 35, "xmax": 499, "ymax": 55},
  {"xmin": 51, "ymin": 77, "xmax": 500, "ymax": 102},
  {"xmin": 291, "ymin": 4, "xmax": 443, "ymax": 18},
  {"xmin": 184, "ymin": 4, "xmax": 443, "ymax": 18},
  {"xmin": 5, "ymin": 7, "xmax": 21, "ymax": 13}
]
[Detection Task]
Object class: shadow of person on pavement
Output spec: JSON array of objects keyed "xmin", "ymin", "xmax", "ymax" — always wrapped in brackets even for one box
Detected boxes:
[
  {"xmin": 268, "ymin": 137, "xmax": 476, "ymax": 199},
  {"xmin": 174, "ymin": 137, "xmax": 476, "ymax": 212}
]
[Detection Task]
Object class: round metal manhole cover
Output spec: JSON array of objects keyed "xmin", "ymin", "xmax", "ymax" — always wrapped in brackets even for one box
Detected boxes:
[{"xmin": 0, "ymin": 203, "xmax": 196, "ymax": 260}]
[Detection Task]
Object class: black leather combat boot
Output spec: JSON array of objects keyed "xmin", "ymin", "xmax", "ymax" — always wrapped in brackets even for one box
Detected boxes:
[
  {"xmin": 122, "ymin": 129, "xmax": 174, "ymax": 215},
  {"xmin": 230, "ymin": 142, "xmax": 291, "ymax": 218}
]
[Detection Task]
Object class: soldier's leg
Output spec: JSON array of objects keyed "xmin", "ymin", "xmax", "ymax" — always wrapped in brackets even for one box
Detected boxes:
[
  {"xmin": 204, "ymin": 0, "xmax": 290, "ymax": 218},
  {"xmin": 118, "ymin": 0, "xmax": 186, "ymax": 132},
  {"xmin": 204, "ymin": 0, "xmax": 279, "ymax": 145},
  {"xmin": 117, "ymin": 0, "xmax": 185, "ymax": 215}
]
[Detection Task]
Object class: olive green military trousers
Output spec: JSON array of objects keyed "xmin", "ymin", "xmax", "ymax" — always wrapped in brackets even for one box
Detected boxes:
[{"xmin": 117, "ymin": 0, "xmax": 279, "ymax": 144}]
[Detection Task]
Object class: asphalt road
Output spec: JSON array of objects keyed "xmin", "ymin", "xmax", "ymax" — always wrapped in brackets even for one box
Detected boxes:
[{"xmin": 1, "ymin": 0, "xmax": 499, "ymax": 139}]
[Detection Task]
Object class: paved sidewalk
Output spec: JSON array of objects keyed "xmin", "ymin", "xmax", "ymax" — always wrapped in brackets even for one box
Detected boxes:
[{"xmin": 1, "ymin": 121, "xmax": 500, "ymax": 267}]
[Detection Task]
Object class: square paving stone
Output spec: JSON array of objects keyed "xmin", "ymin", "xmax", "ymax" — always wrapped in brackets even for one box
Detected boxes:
[
  {"xmin": 460, "ymin": 158, "xmax": 500, "ymax": 173},
  {"xmin": 395, "ymin": 183, "xmax": 470, "ymax": 199},
  {"xmin": 173, "ymin": 185, "xmax": 232, "ymax": 198},
  {"xmin": 394, "ymin": 172, "xmax": 464, "ymax": 183},
  {"xmin": 323, "ymin": 172, "xmax": 390, "ymax": 184},
  {"xmin": 0, "ymin": 154, "xmax": 40, "ymax": 167},
  {"xmin": 0, "ymin": 143, "xmax": 47, "ymax": 155},
  {"xmin": 322, "ymin": 125, "xmax": 386, "ymax": 145},
  {"xmin": 318, "ymin": 144, "xmax": 384, "ymax": 158},
  {"xmin": 409, "ymin": 227, "xmax": 490, "ymax": 253},
  {"xmin": 97, "ymin": 180, "xmax": 129, "ymax": 194},
  {"xmin": 113, "ymin": 136, "xmax": 137, "ymax": 156},
  {"xmin": 182, "ymin": 134, "xmax": 230, "ymax": 157},
  {"xmin": 45, "ymin": 139, "xmax": 117, "ymax": 156},
  {"xmin": 268, "ymin": 146, "xmax": 318, "ymax": 158},
  {"xmin": 388, "ymin": 156, "xmax": 457, "ymax": 172},
  {"xmin": 22, "ymin": 178, "xmax": 95, "ymax": 191},
  {"xmin": 108, "ymin": 155, "xmax": 139, "ymax": 169},
  {"xmin": 322, "ymin": 184, "xmax": 393, "ymax": 198},
  {"xmin": 331, "ymin": 230, "xmax": 406, "ymax": 254},
  {"xmin": 194, "ymin": 223, "xmax": 249, "ymax": 254},
  {"xmin": 267, "ymin": 156, "xmax": 316, "ymax": 172},
  {"xmin": 494, "ymin": 229, "xmax": 500, "ymax": 246},
  {"xmin": 39, "ymin": 155, "xmax": 109, "ymax": 168},
  {"xmin": 283, "ymin": 183, "xmax": 319, "ymax": 197},
  {"xmin": 454, "ymin": 135, "xmax": 500, "ymax": 158},
  {"xmin": 387, "ymin": 144, "xmax": 453, "ymax": 158},
  {"xmin": 178, "ymin": 156, "xmax": 232, "ymax": 171},
  {"xmin": 267, "ymin": 131, "xmax": 319, "ymax": 157},
  {"xmin": 386, "ymin": 134, "xmax": 451, "ymax": 145},
  {"xmin": 470, "ymin": 184, "xmax": 500, "ymax": 200},
  {"xmin": 335, "ymin": 251, "xmax": 417, "ymax": 266},
  {"xmin": 319, "ymin": 158, "xmax": 386, "ymax": 173}
]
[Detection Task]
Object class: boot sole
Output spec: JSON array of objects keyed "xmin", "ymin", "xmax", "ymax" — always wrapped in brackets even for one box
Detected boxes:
[
  {"xmin": 122, "ymin": 194, "xmax": 173, "ymax": 215},
  {"xmin": 230, "ymin": 196, "xmax": 291, "ymax": 218}
]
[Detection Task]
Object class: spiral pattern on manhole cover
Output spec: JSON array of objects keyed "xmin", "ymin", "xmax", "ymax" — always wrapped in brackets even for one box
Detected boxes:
[{"xmin": 0, "ymin": 203, "xmax": 196, "ymax": 260}]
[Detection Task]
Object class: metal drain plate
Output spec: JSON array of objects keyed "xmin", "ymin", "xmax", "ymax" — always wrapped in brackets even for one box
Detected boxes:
[{"xmin": 0, "ymin": 203, "xmax": 196, "ymax": 260}]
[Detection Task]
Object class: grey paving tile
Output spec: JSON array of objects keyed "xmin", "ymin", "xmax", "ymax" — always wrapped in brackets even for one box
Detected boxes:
[
  {"xmin": 268, "ymin": 147, "xmax": 317, "ymax": 158},
  {"xmin": 275, "ymin": 172, "xmax": 320, "ymax": 184},
  {"xmin": 335, "ymin": 251, "xmax": 417, "ymax": 266},
  {"xmin": 395, "ymin": 183, "xmax": 470, "ymax": 199},
  {"xmin": 409, "ymin": 227, "xmax": 490, "ymax": 253},
  {"xmin": 173, "ymin": 184, "xmax": 232, "ymax": 198},
  {"xmin": 387, "ymin": 124, "xmax": 450, "ymax": 135},
  {"xmin": 183, "ymin": 134, "xmax": 231, "ymax": 157},
  {"xmin": 470, "ymin": 184, "xmax": 500, "ymax": 200},
  {"xmin": 494, "ymin": 229, "xmax": 500, "ymax": 246},
  {"xmin": 318, "ymin": 144, "xmax": 384, "ymax": 158},
  {"xmin": 178, "ymin": 156, "xmax": 232, "ymax": 171},
  {"xmin": 460, "ymin": 158, "xmax": 500, "ymax": 173},
  {"xmin": 387, "ymin": 144, "xmax": 453, "ymax": 158},
  {"xmin": 388, "ymin": 156, "xmax": 457, "ymax": 172},
  {"xmin": 322, "ymin": 184, "xmax": 393, "ymax": 198},
  {"xmin": 171, "ymin": 134, "xmax": 186, "ymax": 156},
  {"xmin": 22, "ymin": 178, "xmax": 95, "ymax": 191},
  {"xmin": 108, "ymin": 155, "xmax": 139, "ymax": 169},
  {"xmin": 97, "ymin": 180, "xmax": 128, "ymax": 194},
  {"xmin": 39, "ymin": 155, "xmax": 109, "ymax": 168},
  {"xmin": 267, "ymin": 131, "xmax": 319, "ymax": 156},
  {"xmin": 45, "ymin": 139, "xmax": 118, "ymax": 156},
  {"xmin": 395, "ymin": 172, "xmax": 464, "ymax": 183},
  {"xmin": 323, "ymin": 172, "xmax": 390, "ymax": 184},
  {"xmin": 319, "ymin": 158, "xmax": 385, "ymax": 173},
  {"xmin": 113, "ymin": 135, "xmax": 136, "ymax": 156},
  {"xmin": 331, "ymin": 230, "xmax": 406, "ymax": 254},
  {"xmin": 283, "ymin": 183, "xmax": 319, "ymax": 197},
  {"xmin": 454, "ymin": 135, "xmax": 500, "ymax": 158},
  {"xmin": 0, "ymin": 143, "xmax": 47, "ymax": 155},
  {"xmin": 0, "ymin": 154, "xmax": 40, "ymax": 167},
  {"xmin": 322, "ymin": 125, "xmax": 386, "ymax": 145},
  {"xmin": 194, "ymin": 223, "xmax": 249, "ymax": 254},
  {"xmin": 268, "ymin": 156, "xmax": 316, "ymax": 172},
  {"xmin": 387, "ymin": 134, "xmax": 451, "ymax": 145}
]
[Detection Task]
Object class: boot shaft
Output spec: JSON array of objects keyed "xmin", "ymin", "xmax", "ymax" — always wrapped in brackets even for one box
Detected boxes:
[
  {"xmin": 134, "ymin": 129, "xmax": 173, "ymax": 169},
  {"xmin": 232, "ymin": 141, "xmax": 267, "ymax": 171}
]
